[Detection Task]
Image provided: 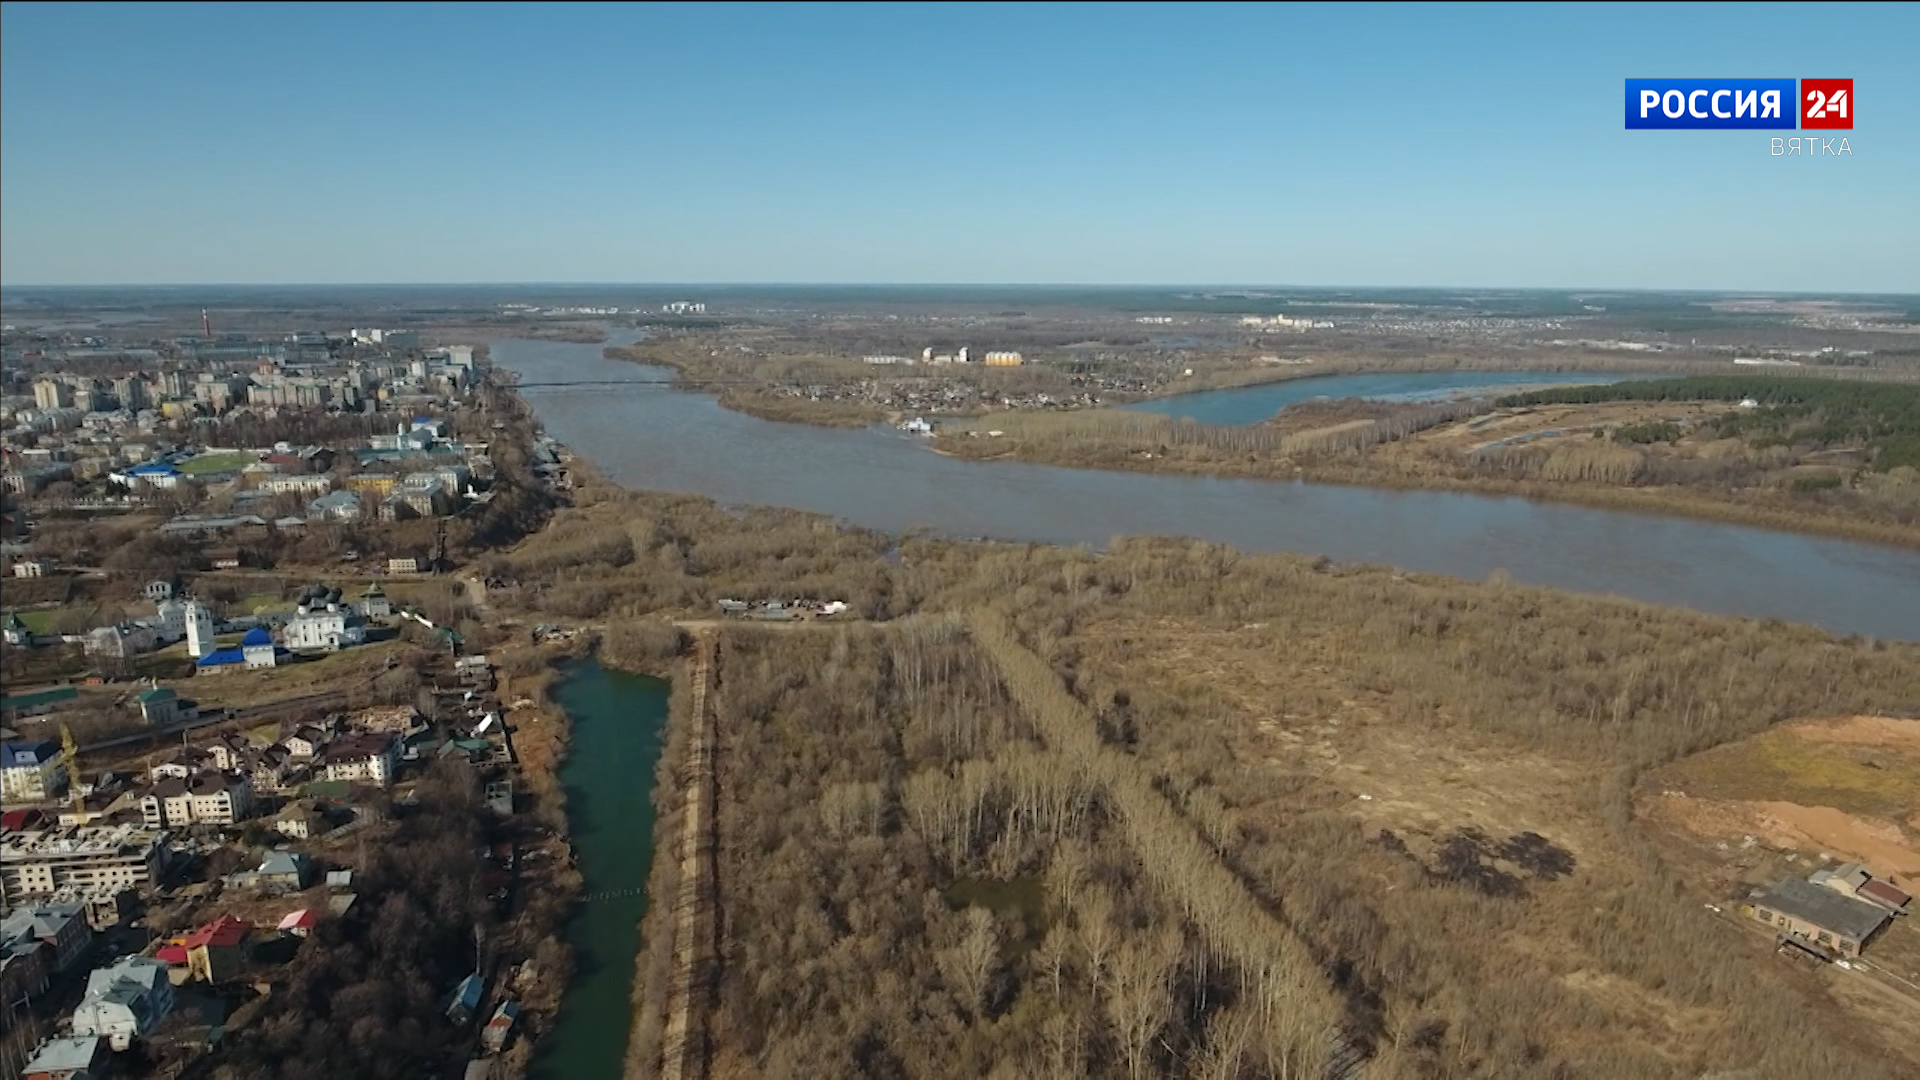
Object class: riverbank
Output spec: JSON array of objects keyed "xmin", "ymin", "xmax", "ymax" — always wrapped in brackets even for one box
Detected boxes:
[
  {"xmin": 597, "ymin": 338, "xmax": 1919, "ymax": 550},
  {"xmin": 603, "ymin": 340, "xmax": 1710, "ymax": 429},
  {"xmin": 931, "ymin": 434, "xmax": 1920, "ymax": 551}
]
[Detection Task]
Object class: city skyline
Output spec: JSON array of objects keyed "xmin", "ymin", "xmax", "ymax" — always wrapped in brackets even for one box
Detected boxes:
[{"xmin": 3, "ymin": 2, "xmax": 1916, "ymax": 291}]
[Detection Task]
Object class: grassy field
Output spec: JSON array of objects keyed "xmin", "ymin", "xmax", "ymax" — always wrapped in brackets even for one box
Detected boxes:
[
  {"xmin": 12, "ymin": 609, "xmax": 65, "ymax": 634},
  {"xmin": 235, "ymin": 592, "xmax": 294, "ymax": 615},
  {"xmin": 178, "ymin": 450, "xmax": 257, "ymax": 475},
  {"xmin": 180, "ymin": 637, "xmax": 413, "ymax": 710}
]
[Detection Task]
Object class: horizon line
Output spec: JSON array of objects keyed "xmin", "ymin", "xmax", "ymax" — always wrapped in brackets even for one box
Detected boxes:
[{"xmin": 3, "ymin": 281, "xmax": 1916, "ymax": 298}]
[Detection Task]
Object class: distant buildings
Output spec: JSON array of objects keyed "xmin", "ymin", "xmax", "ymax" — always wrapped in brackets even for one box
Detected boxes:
[
  {"xmin": 983, "ymin": 351, "xmax": 1024, "ymax": 367},
  {"xmin": 662, "ymin": 301, "xmax": 706, "ymax": 315}
]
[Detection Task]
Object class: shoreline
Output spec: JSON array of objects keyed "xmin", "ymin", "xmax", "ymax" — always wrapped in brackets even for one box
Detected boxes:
[
  {"xmin": 926, "ymin": 439, "xmax": 1920, "ymax": 552},
  {"xmin": 596, "ymin": 343, "xmax": 1918, "ymax": 552}
]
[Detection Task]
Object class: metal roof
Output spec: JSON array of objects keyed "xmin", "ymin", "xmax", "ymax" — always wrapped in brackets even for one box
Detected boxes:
[
  {"xmin": 1758, "ymin": 877, "xmax": 1892, "ymax": 941},
  {"xmin": 24, "ymin": 1036, "xmax": 100, "ymax": 1073}
]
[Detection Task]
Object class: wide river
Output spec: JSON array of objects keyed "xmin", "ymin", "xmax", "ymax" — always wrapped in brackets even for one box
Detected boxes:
[{"xmin": 493, "ymin": 337, "xmax": 1920, "ymax": 641}]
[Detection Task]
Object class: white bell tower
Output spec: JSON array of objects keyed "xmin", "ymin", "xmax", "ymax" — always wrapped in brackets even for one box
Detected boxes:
[{"xmin": 185, "ymin": 600, "xmax": 216, "ymax": 658}]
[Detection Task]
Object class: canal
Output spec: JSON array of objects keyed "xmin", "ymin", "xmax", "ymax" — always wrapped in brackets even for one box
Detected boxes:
[{"xmin": 530, "ymin": 660, "xmax": 671, "ymax": 1079}]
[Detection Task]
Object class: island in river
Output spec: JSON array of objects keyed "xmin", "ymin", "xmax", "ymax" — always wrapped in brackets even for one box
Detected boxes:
[{"xmin": 601, "ymin": 340, "xmax": 1920, "ymax": 549}]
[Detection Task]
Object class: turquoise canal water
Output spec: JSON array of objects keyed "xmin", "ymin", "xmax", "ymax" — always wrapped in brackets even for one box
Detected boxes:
[{"xmin": 530, "ymin": 660, "xmax": 671, "ymax": 1079}]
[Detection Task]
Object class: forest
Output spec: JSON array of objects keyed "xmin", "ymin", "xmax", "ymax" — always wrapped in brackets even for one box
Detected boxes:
[
  {"xmin": 598, "ymin": 505, "xmax": 1920, "ymax": 1077},
  {"xmin": 1498, "ymin": 376, "xmax": 1920, "ymax": 470}
]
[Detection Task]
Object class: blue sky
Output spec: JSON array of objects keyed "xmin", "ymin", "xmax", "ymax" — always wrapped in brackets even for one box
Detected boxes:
[{"xmin": 2, "ymin": 2, "xmax": 1914, "ymax": 290}]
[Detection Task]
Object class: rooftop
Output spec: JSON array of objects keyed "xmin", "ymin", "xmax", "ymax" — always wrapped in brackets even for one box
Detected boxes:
[
  {"xmin": 0, "ymin": 824, "xmax": 166, "ymax": 859},
  {"xmin": 180, "ymin": 914, "xmax": 250, "ymax": 950},
  {"xmin": 1, "ymin": 739, "xmax": 61, "ymax": 768},
  {"xmin": 1, "ymin": 687, "xmax": 79, "ymax": 712},
  {"xmin": 1759, "ymin": 877, "xmax": 1892, "ymax": 942},
  {"xmin": 23, "ymin": 1036, "xmax": 101, "ymax": 1074}
]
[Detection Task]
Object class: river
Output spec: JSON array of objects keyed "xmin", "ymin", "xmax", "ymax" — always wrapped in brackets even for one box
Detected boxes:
[
  {"xmin": 493, "ymin": 336, "xmax": 1920, "ymax": 641},
  {"xmin": 531, "ymin": 660, "xmax": 671, "ymax": 1079}
]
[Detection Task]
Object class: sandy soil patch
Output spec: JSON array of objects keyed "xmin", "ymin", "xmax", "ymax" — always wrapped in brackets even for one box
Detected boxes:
[
  {"xmin": 1648, "ymin": 793, "xmax": 1920, "ymax": 881},
  {"xmin": 1791, "ymin": 714, "xmax": 1920, "ymax": 756}
]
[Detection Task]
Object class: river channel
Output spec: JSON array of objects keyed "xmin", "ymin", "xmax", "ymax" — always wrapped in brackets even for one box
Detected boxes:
[
  {"xmin": 531, "ymin": 660, "xmax": 671, "ymax": 1079},
  {"xmin": 494, "ymin": 336, "xmax": 1920, "ymax": 641}
]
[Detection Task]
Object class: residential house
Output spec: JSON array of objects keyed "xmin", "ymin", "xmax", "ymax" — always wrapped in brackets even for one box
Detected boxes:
[
  {"xmin": 277, "ymin": 909, "xmax": 319, "ymax": 937},
  {"xmin": 139, "ymin": 779, "xmax": 193, "ymax": 829},
  {"xmin": 157, "ymin": 915, "xmax": 250, "ymax": 983},
  {"xmin": 12, "ymin": 558, "xmax": 55, "ymax": 578},
  {"xmin": 3, "ymin": 613, "xmax": 32, "ymax": 647},
  {"xmin": 1, "ymin": 902, "xmax": 91, "ymax": 973},
  {"xmin": 274, "ymin": 804, "xmax": 319, "ymax": 840},
  {"xmin": 187, "ymin": 773, "xmax": 253, "ymax": 826},
  {"xmin": 283, "ymin": 725, "xmax": 329, "ymax": 759},
  {"xmin": 387, "ymin": 554, "xmax": 424, "ymax": 574},
  {"xmin": 136, "ymin": 687, "xmax": 185, "ymax": 727},
  {"xmin": 320, "ymin": 733, "xmax": 399, "ymax": 787},
  {"xmin": 250, "ymin": 745, "xmax": 295, "ymax": 795},
  {"xmin": 148, "ymin": 747, "xmax": 208, "ymax": 782},
  {"xmin": 205, "ymin": 734, "xmax": 251, "ymax": 772},
  {"xmin": 72, "ymin": 955, "xmax": 173, "ymax": 1050},
  {"xmin": 1750, "ymin": 877, "xmax": 1892, "ymax": 957},
  {"xmin": 225, "ymin": 849, "xmax": 310, "ymax": 892},
  {"xmin": 144, "ymin": 580, "xmax": 175, "ymax": 601},
  {"xmin": 21, "ymin": 1036, "xmax": 108, "ymax": 1080},
  {"xmin": 2, "ymin": 740, "xmax": 67, "ymax": 802}
]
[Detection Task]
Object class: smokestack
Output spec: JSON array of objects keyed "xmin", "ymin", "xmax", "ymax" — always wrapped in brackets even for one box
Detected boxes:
[{"xmin": 202, "ymin": 309, "xmax": 212, "ymax": 339}]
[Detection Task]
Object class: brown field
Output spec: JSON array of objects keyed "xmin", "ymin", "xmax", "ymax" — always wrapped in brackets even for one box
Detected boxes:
[{"xmin": 1635, "ymin": 715, "xmax": 1920, "ymax": 1068}]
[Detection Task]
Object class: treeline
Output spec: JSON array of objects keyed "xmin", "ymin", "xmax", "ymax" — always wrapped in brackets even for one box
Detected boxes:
[
  {"xmin": 960, "ymin": 399, "xmax": 1485, "ymax": 461},
  {"xmin": 1498, "ymin": 376, "xmax": 1920, "ymax": 470},
  {"xmin": 481, "ymin": 478, "xmax": 899, "ymax": 621}
]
